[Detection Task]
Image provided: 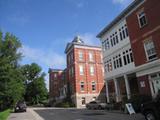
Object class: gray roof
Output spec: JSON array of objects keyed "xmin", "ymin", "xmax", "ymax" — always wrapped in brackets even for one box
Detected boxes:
[
  {"xmin": 65, "ymin": 36, "xmax": 101, "ymax": 53},
  {"xmin": 48, "ymin": 68, "xmax": 63, "ymax": 73},
  {"xmin": 97, "ymin": 0, "xmax": 144, "ymax": 38}
]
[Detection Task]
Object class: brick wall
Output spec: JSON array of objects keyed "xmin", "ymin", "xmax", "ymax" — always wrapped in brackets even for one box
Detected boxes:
[
  {"xmin": 126, "ymin": 0, "xmax": 160, "ymax": 66},
  {"xmin": 137, "ymin": 75, "xmax": 151, "ymax": 96}
]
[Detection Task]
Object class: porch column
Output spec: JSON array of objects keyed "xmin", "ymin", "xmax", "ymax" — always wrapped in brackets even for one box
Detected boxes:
[
  {"xmin": 124, "ymin": 74, "xmax": 131, "ymax": 99},
  {"xmin": 113, "ymin": 78, "xmax": 120, "ymax": 102},
  {"xmin": 148, "ymin": 76, "xmax": 155, "ymax": 98},
  {"xmin": 105, "ymin": 81, "xmax": 110, "ymax": 103}
]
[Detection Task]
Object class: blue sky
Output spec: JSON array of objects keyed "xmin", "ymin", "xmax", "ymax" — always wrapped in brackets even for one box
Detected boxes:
[{"xmin": 0, "ymin": 0, "xmax": 132, "ymax": 89}]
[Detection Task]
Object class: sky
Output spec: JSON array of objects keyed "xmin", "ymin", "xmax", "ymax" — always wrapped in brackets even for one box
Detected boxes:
[{"xmin": 0, "ymin": 0, "xmax": 133, "ymax": 89}]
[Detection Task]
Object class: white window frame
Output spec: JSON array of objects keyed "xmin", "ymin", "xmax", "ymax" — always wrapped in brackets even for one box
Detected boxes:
[
  {"xmin": 89, "ymin": 52, "xmax": 94, "ymax": 62},
  {"xmin": 92, "ymin": 81, "xmax": 96, "ymax": 91},
  {"xmin": 82, "ymin": 97, "xmax": 86, "ymax": 105},
  {"xmin": 137, "ymin": 9, "xmax": 147, "ymax": 28},
  {"xmin": 144, "ymin": 39, "xmax": 157, "ymax": 61},
  {"xmin": 122, "ymin": 48, "xmax": 133, "ymax": 65},
  {"xmin": 90, "ymin": 65, "xmax": 94, "ymax": 76},
  {"xmin": 79, "ymin": 51, "xmax": 83, "ymax": 61},
  {"xmin": 80, "ymin": 82, "xmax": 84, "ymax": 91},
  {"xmin": 79, "ymin": 65, "xmax": 84, "ymax": 75}
]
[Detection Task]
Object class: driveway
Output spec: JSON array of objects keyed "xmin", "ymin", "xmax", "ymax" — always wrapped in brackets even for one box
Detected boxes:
[
  {"xmin": 34, "ymin": 107, "xmax": 145, "ymax": 120},
  {"xmin": 8, "ymin": 107, "xmax": 145, "ymax": 120}
]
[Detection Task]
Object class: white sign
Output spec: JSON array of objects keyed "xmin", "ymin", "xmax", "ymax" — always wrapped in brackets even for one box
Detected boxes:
[
  {"xmin": 125, "ymin": 103, "xmax": 135, "ymax": 115},
  {"xmin": 140, "ymin": 81, "xmax": 145, "ymax": 87}
]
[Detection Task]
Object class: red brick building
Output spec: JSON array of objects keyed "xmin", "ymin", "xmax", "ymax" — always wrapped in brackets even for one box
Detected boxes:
[
  {"xmin": 65, "ymin": 36, "xmax": 105, "ymax": 108},
  {"xmin": 126, "ymin": 0, "xmax": 160, "ymax": 97},
  {"xmin": 49, "ymin": 69, "xmax": 67, "ymax": 102},
  {"xmin": 97, "ymin": 0, "xmax": 160, "ymax": 103}
]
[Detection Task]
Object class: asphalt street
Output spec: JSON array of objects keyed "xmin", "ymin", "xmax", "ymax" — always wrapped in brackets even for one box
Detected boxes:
[{"xmin": 34, "ymin": 108, "xmax": 145, "ymax": 120}]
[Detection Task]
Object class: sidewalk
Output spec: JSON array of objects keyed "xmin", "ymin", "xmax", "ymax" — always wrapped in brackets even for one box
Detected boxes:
[{"xmin": 8, "ymin": 108, "xmax": 44, "ymax": 120}]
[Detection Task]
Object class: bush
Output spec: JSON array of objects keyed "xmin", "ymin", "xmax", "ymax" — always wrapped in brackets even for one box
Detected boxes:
[{"xmin": 55, "ymin": 102, "xmax": 75, "ymax": 108}]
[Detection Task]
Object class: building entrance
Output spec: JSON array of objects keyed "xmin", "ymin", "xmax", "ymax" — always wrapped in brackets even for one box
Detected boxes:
[{"xmin": 150, "ymin": 73, "xmax": 160, "ymax": 97}]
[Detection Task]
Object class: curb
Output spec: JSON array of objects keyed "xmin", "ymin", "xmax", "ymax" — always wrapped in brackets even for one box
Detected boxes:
[{"xmin": 28, "ymin": 108, "xmax": 44, "ymax": 120}]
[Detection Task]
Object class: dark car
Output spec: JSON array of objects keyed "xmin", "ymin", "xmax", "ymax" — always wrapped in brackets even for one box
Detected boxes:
[
  {"xmin": 141, "ymin": 94, "xmax": 160, "ymax": 120},
  {"xmin": 86, "ymin": 101, "xmax": 107, "ymax": 110},
  {"xmin": 14, "ymin": 101, "xmax": 27, "ymax": 112}
]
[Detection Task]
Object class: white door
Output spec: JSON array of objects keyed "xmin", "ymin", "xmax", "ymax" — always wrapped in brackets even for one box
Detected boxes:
[
  {"xmin": 153, "ymin": 78, "xmax": 160, "ymax": 94},
  {"xmin": 150, "ymin": 73, "xmax": 160, "ymax": 97}
]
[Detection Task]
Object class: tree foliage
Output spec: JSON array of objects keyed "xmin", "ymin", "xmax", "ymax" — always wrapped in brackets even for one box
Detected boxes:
[
  {"xmin": 0, "ymin": 31, "xmax": 24, "ymax": 110},
  {"xmin": 21, "ymin": 63, "xmax": 48, "ymax": 105},
  {"xmin": 0, "ymin": 31, "xmax": 48, "ymax": 110}
]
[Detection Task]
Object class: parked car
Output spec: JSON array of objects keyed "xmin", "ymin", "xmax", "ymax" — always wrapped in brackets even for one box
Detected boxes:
[
  {"xmin": 14, "ymin": 100, "xmax": 27, "ymax": 112},
  {"xmin": 141, "ymin": 93, "xmax": 160, "ymax": 120},
  {"xmin": 86, "ymin": 101, "xmax": 107, "ymax": 110}
]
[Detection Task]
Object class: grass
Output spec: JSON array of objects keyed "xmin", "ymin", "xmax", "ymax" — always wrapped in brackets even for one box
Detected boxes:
[{"xmin": 0, "ymin": 109, "xmax": 11, "ymax": 120}]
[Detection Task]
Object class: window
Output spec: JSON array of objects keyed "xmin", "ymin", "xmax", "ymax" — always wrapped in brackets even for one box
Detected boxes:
[
  {"xmin": 89, "ymin": 52, "xmax": 94, "ymax": 61},
  {"xmin": 104, "ymin": 59, "xmax": 112, "ymax": 72},
  {"xmin": 80, "ymin": 82, "xmax": 84, "ymax": 91},
  {"xmin": 79, "ymin": 65, "xmax": 84, "ymax": 75},
  {"xmin": 71, "ymin": 52, "xmax": 74, "ymax": 62},
  {"xmin": 144, "ymin": 40, "xmax": 157, "ymax": 61},
  {"xmin": 102, "ymin": 67, "xmax": 104, "ymax": 76},
  {"xmin": 119, "ymin": 24, "xmax": 128, "ymax": 41},
  {"xmin": 54, "ymin": 74, "xmax": 57, "ymax": 78},
  {"xmin": 113, "ymin": 54, "xmax": 122, "ymax": 69},
  {"xmin": 138, "ymin": 10, "xmax": 147, "ymax": 28},
  {"xmin": 71, "ymin": 67, "xmax": 74, "ymax": 77},
  {"xmin": 100, "ymin": 54, "xmax": 103, "ymax": 63},
  {"xmin": 123, "ymin": 48, "xmax": 134, "ymax": 65},
  {"xmin": 90, "ymin": 66, "xmax": 94, "ymax": 75},
  {"xmin": 92, "ymin": 82, "xmax": 96, "ymax": 91},
  {"xmin": 79, "ymin": 51, "xmax": 83, "ymax": 61},
  {"xmin": 82, "ymin": 97, "xmax": 86, "ymax": 105},
  {"xmin": 68, "ymin": 55, "xmax": 70, "ymax": 64},
  {"xmin": 102, "ymin": 38, "xmax": 110, "ymax": 51}
]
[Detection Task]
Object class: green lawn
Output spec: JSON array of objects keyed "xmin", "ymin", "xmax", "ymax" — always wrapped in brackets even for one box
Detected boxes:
[{"xmin": 0, "ymin": 109, "xmax": 11, "ymax": 120}]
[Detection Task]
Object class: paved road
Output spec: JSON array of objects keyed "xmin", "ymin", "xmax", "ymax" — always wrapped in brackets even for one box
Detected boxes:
[{"xmin": 34, "ymin": 108, "xmax": 145, "ymax": 120}]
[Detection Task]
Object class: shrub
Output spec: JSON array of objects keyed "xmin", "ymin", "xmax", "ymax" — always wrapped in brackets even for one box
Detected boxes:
[{"xmin": 55, "ymin": 102, "xmax": 75, "ymax": 108}]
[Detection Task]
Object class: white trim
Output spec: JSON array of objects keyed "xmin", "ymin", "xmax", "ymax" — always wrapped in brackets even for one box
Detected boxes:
[
  {"xmin": 148, "ymin": 76, "xmax": 155, "ymax": 97},
  {"xmin": 74, "ymin": 45, "xmax": 102, "ymax": 51},
  {"xmin": 137, "ymin": 8, "xmax": 148, "ymax": 28},
  {"xmin": 136, "ymin": 59, "xmax": 160, "ymax": 77}
]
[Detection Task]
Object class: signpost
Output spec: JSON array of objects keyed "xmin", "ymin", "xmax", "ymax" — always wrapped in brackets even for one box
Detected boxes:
[{"xmin": 125, "ymin": 103, "xmax": 135, "ymax": 115}]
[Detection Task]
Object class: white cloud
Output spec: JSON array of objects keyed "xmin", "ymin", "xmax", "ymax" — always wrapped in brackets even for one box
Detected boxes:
[
  {"xmin": 112, "ymin": 0, "xmax": 133, "ymax": 7},
  {"xmin": 20, "ymin": 45, "xmax": 66, "ymax": 68},
  {"xmin": 79, "ymin": 33, "xmax": 101, "ymax": 46}
]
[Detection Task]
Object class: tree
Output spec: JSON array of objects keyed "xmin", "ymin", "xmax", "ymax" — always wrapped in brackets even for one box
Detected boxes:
[
  {"xmin": 21, "ymin": 63, "xmax": 48, "ymax": 105},
  {"xmin": 0, "ymin": 31, "xmax": 25, "ymax": 110}
]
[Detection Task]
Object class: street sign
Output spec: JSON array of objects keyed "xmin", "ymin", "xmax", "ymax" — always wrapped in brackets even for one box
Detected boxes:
[{"xmin": 125, "ymin": 103, "xmax": 135, "ymax": 115}]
